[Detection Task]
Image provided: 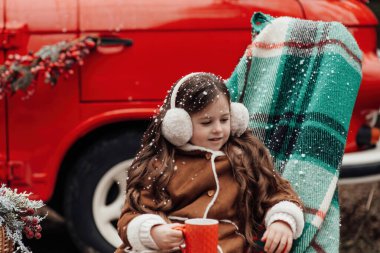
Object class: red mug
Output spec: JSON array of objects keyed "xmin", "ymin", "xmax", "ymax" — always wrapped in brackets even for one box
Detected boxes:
[{"xmin": 174, "ymin": 218, "xmax": 219, "ymax": 253}]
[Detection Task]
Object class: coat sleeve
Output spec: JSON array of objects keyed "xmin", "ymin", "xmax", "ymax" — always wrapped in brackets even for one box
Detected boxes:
[
  {"xmin": 261, "ymin": 171, "xmax": 305, "ymax": 239},
  {"xmin": 116, "ymin": 164, "xmax": 168, "ymax": 251},
  {"xmin": 264, "ymin": 201, "xmax": 304, "ymax": 239}
]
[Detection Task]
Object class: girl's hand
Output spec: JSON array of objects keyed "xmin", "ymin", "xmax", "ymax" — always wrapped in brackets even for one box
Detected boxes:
[
  {"xmin": 151, "ymin": 223, "xmax": 184, "ymax": 250},
  {"xmin": 261, "ymin": 221, "xmax": 293, "ymax": 253}
]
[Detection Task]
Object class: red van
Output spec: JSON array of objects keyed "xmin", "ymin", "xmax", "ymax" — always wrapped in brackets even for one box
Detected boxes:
[{"xmin": 1, "ymin": 0, "xmax": 379, "ymax": 252}]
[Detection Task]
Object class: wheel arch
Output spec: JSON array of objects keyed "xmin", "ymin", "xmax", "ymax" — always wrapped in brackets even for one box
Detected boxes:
[{"xmin": 48, "ymin": 109, "xmax": 151, "ymax": 214}]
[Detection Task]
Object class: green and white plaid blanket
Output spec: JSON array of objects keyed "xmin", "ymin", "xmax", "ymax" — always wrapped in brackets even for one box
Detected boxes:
[{"xmin": 227, "ymin": 13, "xmax": 362, "ymax": 253}]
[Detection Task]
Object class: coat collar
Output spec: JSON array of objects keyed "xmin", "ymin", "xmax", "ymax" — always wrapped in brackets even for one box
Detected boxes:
[{"xmin": 177, "ymin": 143, "xmax": 225, "ymax": 157}]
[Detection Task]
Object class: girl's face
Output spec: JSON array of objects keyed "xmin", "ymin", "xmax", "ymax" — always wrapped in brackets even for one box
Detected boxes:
[{"xmin": 189, "ymin": 94, "xmax": 231, "ymax": 151}]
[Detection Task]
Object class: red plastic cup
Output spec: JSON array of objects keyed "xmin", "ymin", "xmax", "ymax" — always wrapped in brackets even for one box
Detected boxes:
[{"xmin": 175, "ymin": 218, "xmax": 219, "ymax": 253}]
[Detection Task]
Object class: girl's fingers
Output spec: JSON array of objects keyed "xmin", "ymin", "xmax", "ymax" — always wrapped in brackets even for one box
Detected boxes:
[
  {"xmin": 169, "ymin": 230, "xmax": 184, "ymax": 239},
  {"xmin": 267, "ymin": 232, "xmax": 282, "ymax": 253},
  {"xmin": 284, "ymin": 236, "xmax": 293, "ymax": 253},
  {"xmin": 274, "ymin": 235, "xmax": 288, "ymax": 253},
  {"xmin": 262, "ymin": 230, "xmax": 268, "ymax": 241},
  {"xmin": 170, "ymin": 234, "xmax": 184, "ymax": 244},
  {"xmin": 168, "ymin": 223, "xmax": 183, "ymax": 228},
  {"xmin": 168, "ymin": 223, "xmax": 185, "ymax": 238},
  {"xmin": 169, "ymin": 241, "xmax": 183, "ymax": 248},
  {"xmin": 263, "ymin": 230, "xmax": 273, "ymax": 251}
]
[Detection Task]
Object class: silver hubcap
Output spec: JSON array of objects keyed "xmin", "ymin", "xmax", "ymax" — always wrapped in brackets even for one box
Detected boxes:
[{"xmin": 92, "ymin": 159, "xmax": 131, "ymax": 248}]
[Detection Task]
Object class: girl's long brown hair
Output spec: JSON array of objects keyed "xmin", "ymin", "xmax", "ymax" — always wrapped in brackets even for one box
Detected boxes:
[
  {"xmin": 224, "ymin": 132, "xmax": 303, "ymax": 247},
  {"xmin": 126, "ymin": 73, "xmax": 303, "ymax": 248}
]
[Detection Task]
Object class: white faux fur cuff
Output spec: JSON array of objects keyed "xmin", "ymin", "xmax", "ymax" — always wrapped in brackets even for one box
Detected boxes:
[
  {"xmin": 127, "ymin": 214, "xmax": 166, "ymax": 250},
  {"xmin": 265, "ymin": 201, "xmax": 304, "ymax": 239},
  {"xmin": 266, "ymin": 212, "xmax": 297, "ymax": 238}
]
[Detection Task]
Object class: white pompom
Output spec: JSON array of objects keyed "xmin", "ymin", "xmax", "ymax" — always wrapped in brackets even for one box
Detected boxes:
[
  {"xmin": 162, "ymin": 108, "xmax": 193, "ymax": 146},
  {"xmin": 230, "ymin": 102, "xmax": 249, "ymax": 137}
]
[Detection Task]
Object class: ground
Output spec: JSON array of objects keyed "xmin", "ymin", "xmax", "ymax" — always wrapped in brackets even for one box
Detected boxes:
[{"xmin": 340, "ymin": 182, "xmax": 380, "ymax": 253}]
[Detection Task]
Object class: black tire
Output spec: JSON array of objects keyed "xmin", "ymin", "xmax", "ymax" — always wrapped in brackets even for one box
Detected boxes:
[{"xmin": 63, "ymin": 126, "xmax": 144, "ymax": 253}]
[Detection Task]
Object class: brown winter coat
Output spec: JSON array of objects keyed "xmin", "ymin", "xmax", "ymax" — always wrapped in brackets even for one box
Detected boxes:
[{"xmin": 116, "ymin": 146, "xmax": 299, "ymax": 253}]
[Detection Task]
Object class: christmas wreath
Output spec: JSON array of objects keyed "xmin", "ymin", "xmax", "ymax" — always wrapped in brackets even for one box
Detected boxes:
[
  {"xmin": 0, "ymin": 185, "xmax": 46, "ymax": 253},
  {"xmin": 0, "ymin": 36, "xmax": 97, "ymax": 98}
]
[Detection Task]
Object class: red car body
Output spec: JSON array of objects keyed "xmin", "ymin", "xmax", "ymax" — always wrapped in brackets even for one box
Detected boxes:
[{"xmin": 0, "ymin": 0, "xmax": 379, "ymax": 251}]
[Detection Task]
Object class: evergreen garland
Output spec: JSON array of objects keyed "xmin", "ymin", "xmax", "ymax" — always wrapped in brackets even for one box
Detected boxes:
[{"xmin": 0, "ymin": 36, "xmax": 96, "ymax": 98}]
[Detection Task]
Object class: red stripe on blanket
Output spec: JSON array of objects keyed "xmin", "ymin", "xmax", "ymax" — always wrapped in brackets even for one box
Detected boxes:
[
  {"xmin": 247, "ymin": 39, "xmax": 361, "ymax": 64},
  {"xmin": 316, "ymin": 210, "xmax": 326, "ymax": 219},
  {"xmin": 304, "ymin": 207, "xmax": 326, "ymax": 219},
  {"xmin": 311, "ymin": 239, "xmax": 326, "ymax": 253}
]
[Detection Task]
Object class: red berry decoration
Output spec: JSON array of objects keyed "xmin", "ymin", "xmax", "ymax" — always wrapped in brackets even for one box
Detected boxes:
[
  {"xmin": 26, "ymin": 230, "xmax": 34, "ymax": 239},
  {"xmin": 34, "ymin": 232, "xmax": 42, "ymax": 240},
  {"xmin": 26, "ymin": 207, "xmax": 35, "ymax": 215},
  {"xmin": 32, "ymin": 217, "xmax": 39, "ymax": 225},
  {"xmin": 35, "ymin": 224, "xmax": 42, "ymax": 232}
]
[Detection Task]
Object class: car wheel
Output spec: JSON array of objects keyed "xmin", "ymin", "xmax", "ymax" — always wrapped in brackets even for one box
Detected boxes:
[{"xmin": 64, "ymin": 127, "xmax": 144, "ymax": 252}]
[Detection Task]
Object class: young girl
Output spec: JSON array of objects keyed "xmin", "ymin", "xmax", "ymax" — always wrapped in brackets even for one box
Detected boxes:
[{"xmin": 116, "ymin": 72, "xmax": 304, "ymax": 253}]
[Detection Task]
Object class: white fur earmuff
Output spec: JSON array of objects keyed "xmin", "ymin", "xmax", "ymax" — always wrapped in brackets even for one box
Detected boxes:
[
  {"xmin": 161, "ymin": 73, "xmax": 249, "ymax": 146},
  {"xmin": 162, "ymin": 107, "xmax": 193, "ymax": 146},
  {"xmin": 230, "ymin": 102, "xmax": 250, "ymax": 137},
  {"xmin": 161, "ymin": 73, "xmax": 199, "ymax": 146}
]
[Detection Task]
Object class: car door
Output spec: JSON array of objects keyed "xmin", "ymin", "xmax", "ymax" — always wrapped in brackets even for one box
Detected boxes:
[{"xmin": 79, "ymin": 0, "xmax": 304, "ymax": 102}]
